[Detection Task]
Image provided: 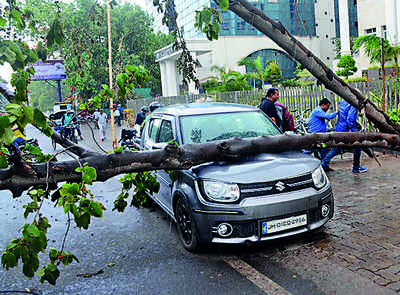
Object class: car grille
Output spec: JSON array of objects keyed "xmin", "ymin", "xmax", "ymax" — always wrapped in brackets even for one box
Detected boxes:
[{"xmin": 238, "ymin": 173, "xmax": 314, "ymax": 198}]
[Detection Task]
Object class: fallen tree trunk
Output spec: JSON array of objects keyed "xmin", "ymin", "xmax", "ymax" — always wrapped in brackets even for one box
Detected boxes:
[{"xmin": 2, "ymin": 132, "xmax": 399, "ymax": 196}]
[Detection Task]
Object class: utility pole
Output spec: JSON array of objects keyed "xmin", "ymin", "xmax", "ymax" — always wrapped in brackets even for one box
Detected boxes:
[
  {"xmin": 381, "ymin": 36, "xmax": 386, "ymax": 112},
  {"xmin": 107, "ymin": 0, "xmax": 117, "ymax": 150}
]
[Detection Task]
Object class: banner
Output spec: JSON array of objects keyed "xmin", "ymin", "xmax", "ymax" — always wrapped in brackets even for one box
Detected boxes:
[{"xmin": 30, "ymin": 60, "xmax": 66, "ymax": 81}]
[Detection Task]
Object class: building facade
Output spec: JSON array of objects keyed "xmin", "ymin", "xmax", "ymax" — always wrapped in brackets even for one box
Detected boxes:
[
  {"xmin": 337, "ymin": 0, "xmax": 400, "ymax": 77},
  {"xmin": 150, "ymin": 1, "xmax": 355, "ymax": 96}
]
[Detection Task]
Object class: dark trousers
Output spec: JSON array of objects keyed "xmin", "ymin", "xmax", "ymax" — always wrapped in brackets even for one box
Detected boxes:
[{"xmin": 321, "ymin": 147, "xmax": 361, "ymax": 168}]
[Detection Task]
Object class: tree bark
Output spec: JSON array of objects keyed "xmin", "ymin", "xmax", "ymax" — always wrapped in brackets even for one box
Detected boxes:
[
  {"xmin": 225, "ymin": 0, "xmax": 400, "ymax": 134},
  {"xmin": 2, "ymin": 132, "xmax": 399, "ymax": 196}
]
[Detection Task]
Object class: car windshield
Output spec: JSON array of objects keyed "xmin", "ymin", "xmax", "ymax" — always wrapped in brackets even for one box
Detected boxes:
[{"xmin": 180, "ymin": 111, "xmax": 281, "ymax": 144}]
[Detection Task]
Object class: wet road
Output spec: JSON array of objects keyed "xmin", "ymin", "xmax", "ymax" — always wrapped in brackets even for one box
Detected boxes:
[{"xmin": 0, "ymin": 124, "xmax": 399, "ymax": 294}]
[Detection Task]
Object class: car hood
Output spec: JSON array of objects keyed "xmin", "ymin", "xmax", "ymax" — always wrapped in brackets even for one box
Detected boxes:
[{"xmin": 191, "ymin": 151, "xmax": 320, "ymax": 183}]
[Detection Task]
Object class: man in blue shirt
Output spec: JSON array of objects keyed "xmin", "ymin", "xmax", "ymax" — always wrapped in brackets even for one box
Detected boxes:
[
  {"xmin": 321, "ymin": 100, "xmax": 367, "ymax": 173},
  {"xmin": 305, "ymin": 98, "xmax": 337, "ymax": 160}
]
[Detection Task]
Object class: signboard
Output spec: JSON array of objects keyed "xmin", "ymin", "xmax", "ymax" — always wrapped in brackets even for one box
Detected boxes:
[{"xmin": 30, "ymin": 60, "xmax": 67, "ymax": 81}]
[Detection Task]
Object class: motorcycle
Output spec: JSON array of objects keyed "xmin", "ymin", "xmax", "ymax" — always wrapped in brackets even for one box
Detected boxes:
[
  {"xmin": 119, "ymin": 129, "xmax": 140, "ymax": 150},
  {"xmin": 52, "ymin": 124, "xmax": 78, "ymax": 149}
]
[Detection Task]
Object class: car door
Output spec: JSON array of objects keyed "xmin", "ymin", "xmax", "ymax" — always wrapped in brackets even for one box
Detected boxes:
[{"xmin": 143, "ymin": 116, "xmax": 176, "ymax": 216}]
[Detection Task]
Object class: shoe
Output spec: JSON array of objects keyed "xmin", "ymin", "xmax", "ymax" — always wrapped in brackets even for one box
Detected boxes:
[
  {"xmin": 322, "ymin": 165, "xmax": 335, "ymax": 172},
  {"xmin": 80, "ymin": 136, "xmax": 84, "ymax": 140},
  {"xmin": 352, "ymin": 166, "xmax": 368, "ymax": 173}
]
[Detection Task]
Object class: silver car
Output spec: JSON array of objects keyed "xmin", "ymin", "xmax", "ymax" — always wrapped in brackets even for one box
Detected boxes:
[{"xmin": 141, "ymin": 103, "xmax": 333, "ymax": 252}]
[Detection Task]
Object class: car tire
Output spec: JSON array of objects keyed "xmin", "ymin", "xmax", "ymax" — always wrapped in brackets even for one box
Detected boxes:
[{"xmin": 174, "ymin": 197, "xmax": 200, "ymax": 253}]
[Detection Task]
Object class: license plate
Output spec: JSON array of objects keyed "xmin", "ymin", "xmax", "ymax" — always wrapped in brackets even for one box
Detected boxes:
[{"xmin": 262, "ymin": 214, "xmax": 307, "ymax": 235}]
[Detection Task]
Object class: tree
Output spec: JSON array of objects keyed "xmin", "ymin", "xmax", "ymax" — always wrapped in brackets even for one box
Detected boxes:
[
  {"xmin": 204, "ymin": 65, "xmax": 251, "ymax": 92},
  {"xmin": 238, "ymin": 56, "xmax": 268, "ymax": 90},
  {"xmin": 264, "ymin": 59, "xmax": 283, "ymax": 85},
  {"xmin": 336, "ymin": 55, "xmax": 357, "ymax": 80},
  {"xmin": 1, "ymin": 0, "xmax": 400, "ymax": 286},
  {"xmin": 353, "ymin": 35, "xmax": 400, "ymax": 81},
  {"xmin": 55, "ymin": 0, "xmax": 172, "ymax": 100}
]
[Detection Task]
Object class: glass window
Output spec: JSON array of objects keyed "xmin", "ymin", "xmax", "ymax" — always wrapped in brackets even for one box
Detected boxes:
[
  {"xmin": 148, "ymin": 118, "xmax": 161, "ymax": 142},
  {"xmin": 180, "ymin": 111, "xmax": 281, "ymax": 144},
  {"xmin": 158, "ymin": 120, "xmax": 174, "ymax": 143}
]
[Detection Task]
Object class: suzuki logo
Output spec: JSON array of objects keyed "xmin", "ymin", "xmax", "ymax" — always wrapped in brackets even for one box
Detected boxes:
[{"xmin": 275, "ymin": 181, "xmax": 286, "ymax": 192}]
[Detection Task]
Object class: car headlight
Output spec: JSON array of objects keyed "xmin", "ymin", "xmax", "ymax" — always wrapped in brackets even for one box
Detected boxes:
[
  {"xmin": 202, "ymin": 180, "xmax": 240, "ymax": 203},
  {"xmin": 312, "ymin": 166, "xmax": 328, "ymax": 189}
]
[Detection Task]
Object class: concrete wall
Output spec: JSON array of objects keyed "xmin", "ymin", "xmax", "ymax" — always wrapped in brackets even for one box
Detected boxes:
[{"xmin": 207, "ymin": 35, "xmax": 333, "ymax": 77}]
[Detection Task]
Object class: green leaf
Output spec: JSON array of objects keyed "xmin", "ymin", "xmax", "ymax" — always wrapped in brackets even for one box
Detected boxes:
[
  {"xmin": 22, "ymin": 106, "xmax": 33, "ymax": 123},
  {"xmin": 5, "ymin": 104, "xmax": 23, "ymax": 118},
  {"xmin": 217, "ymin": 0, "xmax": 229, "ymax": 10},
  {"xmin": 0, "ymin": 155, "xmax": 8, "ymax": 169},
  {"xmin": 2, "ymin": 252, "xmax": 17, "ymax": 269},
  {"xmin": 84, "ymin": 166, "xmax": 97, "ymax": 181},
  {"xmin": 23, "ymin": 261, "xmax": 35, "ymax": 278},
  {"xmin": 49, "ymin": 248, "xmax": 58, "ymax": 261},
  {"xmin": 37, "ymin": 267, "xmax": 45, "ymax": 277},
  {"xmin": 33, "ymin": 108, "xmax": 47, "ymax": 128},
  {"xmin": 4, "ymin": 47, "xmax": 16, "ymax": 65},
  {"xmin": 23, "ymin": 225, "xmax": 41, "ymax": 239},
  {"xmin": 42, "ymin": 126, "xmax": 53, "ymax": 137},
  {"xmin": 64, "ymin": 202, "xmax": 71, "ymax": 213},
  {"xmin": 201, "ymin": 9, "xmax": 212, "ymax": 25},
  {"xmin": 40, "ymin": 263, "xmax": 60, "ymax": 285},
  {"xmin": 114, "ymin": 146, "xmax": 123, "ymax": 153},
  {"xmin": 0, "ymin": 17, "xmax": 6, "ymax": 28},
  {"xmin": 126, "ymin": 64, "xmax": 135, "ymax": 73},
  {"xmin": 89, "ymin": 201, "xmax": 103, "ymax": 218},
  {"xmin": 76, "ymin": 213, "xmax": 90, "ymax": 229}
]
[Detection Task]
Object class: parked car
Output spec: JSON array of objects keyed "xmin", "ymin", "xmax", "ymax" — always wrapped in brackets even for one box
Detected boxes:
[{"xmin": 140, "ymin": 103, "xmax": 334, "ymax": 252}]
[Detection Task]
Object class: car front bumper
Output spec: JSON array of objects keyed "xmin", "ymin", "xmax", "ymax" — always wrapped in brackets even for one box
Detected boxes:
[{"xmin": 192, "ymin": 185, "xmax": 334, "ymax": 244}]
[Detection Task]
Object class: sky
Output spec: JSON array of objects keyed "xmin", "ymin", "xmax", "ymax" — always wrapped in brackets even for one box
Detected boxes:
[{"xmin": 125, "ymin": 0, "xmax": 146, "ymax": 9}]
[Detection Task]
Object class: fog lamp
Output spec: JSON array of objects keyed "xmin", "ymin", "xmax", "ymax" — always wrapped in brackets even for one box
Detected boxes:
[
  {"xmin": 217, "ymin": 223, "xmax": 233, "ymax": 237},
  {"xmin": 321, "ymin": 204, "xmax": 330, "ymax": 217}
]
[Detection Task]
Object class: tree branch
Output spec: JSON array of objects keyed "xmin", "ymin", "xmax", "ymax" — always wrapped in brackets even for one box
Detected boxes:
[{"xmin": 1, "ymin": 132, "xmax": 399, "ymax": 196}]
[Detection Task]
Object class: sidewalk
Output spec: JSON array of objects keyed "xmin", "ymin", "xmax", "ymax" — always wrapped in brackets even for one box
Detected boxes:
[{"xmin": 267, "ymin": 152, "xmax": 400, "ymax": 294}]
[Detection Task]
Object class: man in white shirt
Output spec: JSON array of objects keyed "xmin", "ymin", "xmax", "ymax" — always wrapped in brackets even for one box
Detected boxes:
[
  {"xmin": 98, "ymin": 109, "xmax": 108, "ymax": 141},
  {"xmin": 93, "ymin": 109, "xmax": 100, "ymax": 129}
]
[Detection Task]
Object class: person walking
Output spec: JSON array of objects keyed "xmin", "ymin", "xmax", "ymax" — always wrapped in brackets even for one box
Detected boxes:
[
  {"xmin": 134, "ymin": 106, "xmax": 149, "ymax": 135},
  {"xmin": 321, "ymin": 99, "xmax": 368, "ymax": 173},
  {"xmin": 305, "ymin": 98, "xmax": 338, "ymax": 159},
  {"xmin": 113, "ymin": 107, "xmax": 121, "ymax": 127},
  {"xmin": 93, "ymin": 109, "xmax": 100, "ymax": 129},
  {"xmin": 98, "ymin": 109, "xmax": 108, "ymax": 141},
  {"xmin": 260, "ymin": 88, "xmax": 281, "ymax": 127}
]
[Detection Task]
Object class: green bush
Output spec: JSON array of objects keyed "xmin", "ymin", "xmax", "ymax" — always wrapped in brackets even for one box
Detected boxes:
[{"xmin": 344, "ymin": 77, "xmax": 367, "ymax": 82}]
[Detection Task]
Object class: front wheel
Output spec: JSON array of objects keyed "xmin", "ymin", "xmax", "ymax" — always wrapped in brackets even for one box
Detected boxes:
[{"xmin": 174, "ymin": 198, "xmax": 200, "ymax": 252}]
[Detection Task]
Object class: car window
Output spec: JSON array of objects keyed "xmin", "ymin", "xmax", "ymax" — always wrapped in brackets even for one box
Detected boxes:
[
  {"xmin": 158, "ymin": 120, "xmax": 174, "ymax": 143},
  {"xmin": 148, "ymin": 118, "xmax": 161, "ymax": 142},
  {"xmin": 180, "ymin": 111, "xmax": 281, "ymax": 144}
]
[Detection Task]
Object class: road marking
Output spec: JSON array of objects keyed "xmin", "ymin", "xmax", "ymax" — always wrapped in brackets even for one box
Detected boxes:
[{"xmin": 223, "ymin": 256, "xmax": 292, "ymax": 295}]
